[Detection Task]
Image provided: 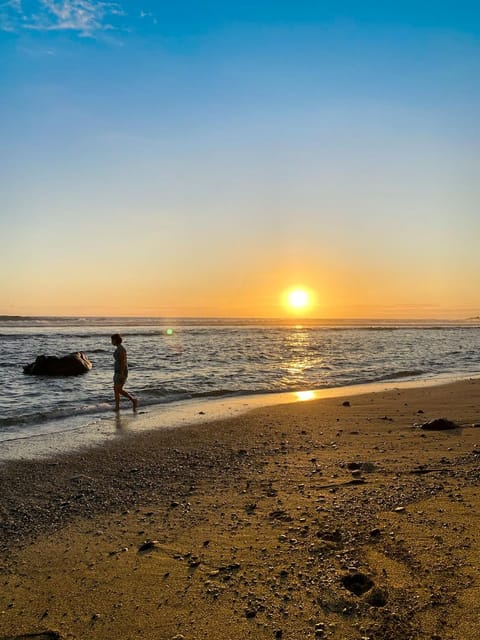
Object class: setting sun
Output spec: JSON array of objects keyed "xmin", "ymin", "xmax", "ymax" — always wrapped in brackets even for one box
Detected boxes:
[
  {"xmin": 285, "ymin": 287, "xmax": 313, "ymax": 312},
  {"xmin": 289, "ymin": 289, "xmax": 309, "ymax": 308}
]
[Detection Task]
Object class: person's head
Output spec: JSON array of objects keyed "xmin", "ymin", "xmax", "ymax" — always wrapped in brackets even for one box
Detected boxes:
[{"xmin": 111, "ymin": 333, "xmax": 123, "ymax": 346}]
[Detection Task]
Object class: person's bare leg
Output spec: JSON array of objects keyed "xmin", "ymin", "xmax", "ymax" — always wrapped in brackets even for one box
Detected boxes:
[
  {"xmin": 120, "ymin": 388, "xmax": 137, "ymax": 411},
  {"xmin": 114, "ymin": 384, "xmax": 121, "ymax": 411}
]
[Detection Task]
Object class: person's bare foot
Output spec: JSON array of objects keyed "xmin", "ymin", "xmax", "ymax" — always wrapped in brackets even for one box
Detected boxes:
[{"xmin": 132, "ymin": 397, "xmax": 138, "ymax": 412}]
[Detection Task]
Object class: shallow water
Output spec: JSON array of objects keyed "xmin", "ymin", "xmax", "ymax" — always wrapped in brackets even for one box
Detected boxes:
[{"xmin": 1, "ymin": 316, "xmax": 480, "ymax": 446}]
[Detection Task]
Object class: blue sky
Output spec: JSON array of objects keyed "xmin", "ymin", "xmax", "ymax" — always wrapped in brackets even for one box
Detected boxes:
[{"xmin": 1, "ymin": 1, "xmax": 479, "ymax": 317}]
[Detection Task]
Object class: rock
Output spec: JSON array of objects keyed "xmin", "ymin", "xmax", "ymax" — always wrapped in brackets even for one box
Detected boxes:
[
  {"xmin": 420, "ymin": 418, "xmax": 457, "ymax": 431},
  {"xmin": 346, "ymin": 462, "xmax": 361, "ymax": 470},
  {"xmin": 138, "ymin": 540, "xmax": 161, "ymax": 553},
  {"xmin": 269, "ymin": 510, "xmax": 293, "ymax": 522},
  {"xmin": 188, "ymin": 558, "xmax": 201, "ymax": 568},
  {"xmin": 342, "ymin": 401, "xmax": 351, "ymax": 407},
  {"xmin": 23, "ymin": 352, "xmax": 92, "ymax": 376}
]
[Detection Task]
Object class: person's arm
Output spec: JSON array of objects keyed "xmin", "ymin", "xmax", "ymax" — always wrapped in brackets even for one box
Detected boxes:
[{"xmin": 119, "ymin": 348, "xmax": 128, "ymax": 374}]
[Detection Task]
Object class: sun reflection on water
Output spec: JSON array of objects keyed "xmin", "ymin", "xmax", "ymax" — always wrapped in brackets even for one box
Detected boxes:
[{"xmin": 295, "ymin": 390, "xmax": 316, "ymax": 401}]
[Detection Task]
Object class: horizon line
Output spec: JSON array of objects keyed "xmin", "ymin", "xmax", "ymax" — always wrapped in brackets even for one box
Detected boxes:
[{"xmin": 1, "ymin": 314, "xmax": 479, "ymax": 322}]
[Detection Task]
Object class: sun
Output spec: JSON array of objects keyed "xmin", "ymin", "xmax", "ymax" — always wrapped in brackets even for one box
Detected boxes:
[
  {"xmin": 288, "ymin": 289, "xmax": 309, "ymax": 308},
  {"xmin": 284, "ymin": 287, "xmax": 313, "ymax": 312}
]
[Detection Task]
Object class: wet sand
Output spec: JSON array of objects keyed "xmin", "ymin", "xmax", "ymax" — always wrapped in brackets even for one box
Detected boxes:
[{"xmin": 1, "ymin": 379, "xmax": 480, "ymax": 639}]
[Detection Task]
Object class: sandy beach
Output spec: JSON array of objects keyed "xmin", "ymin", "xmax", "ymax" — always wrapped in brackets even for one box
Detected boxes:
[{"xmin": 1, "ymin": 379, "xmax": 480, "ymax": 640}]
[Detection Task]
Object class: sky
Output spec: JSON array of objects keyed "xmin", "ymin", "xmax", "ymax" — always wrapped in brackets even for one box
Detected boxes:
[{"xmin": 1, "ymin": 1, "xmax": 479, "ymax": 319}]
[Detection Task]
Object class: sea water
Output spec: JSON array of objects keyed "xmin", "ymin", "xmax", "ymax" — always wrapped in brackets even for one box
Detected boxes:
[{"xmin": 1, "ymin": 316, "xmax": 480, "ymax": 448}]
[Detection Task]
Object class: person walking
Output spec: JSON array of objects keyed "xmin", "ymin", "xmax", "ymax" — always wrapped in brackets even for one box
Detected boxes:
[{"xmin": 111, "ymin": 333, "xmax": 137, "ymax": 412}]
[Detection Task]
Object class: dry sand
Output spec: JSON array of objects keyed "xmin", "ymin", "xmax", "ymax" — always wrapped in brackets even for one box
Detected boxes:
[{"xmin": 1, "ymin": 379, "xmax": 480, "ymax": 640}]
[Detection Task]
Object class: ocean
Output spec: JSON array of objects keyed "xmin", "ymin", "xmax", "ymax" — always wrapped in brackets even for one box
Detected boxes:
[{"xmin": 1, "ymin": 316, "xmax": 480, "ymax": 449}]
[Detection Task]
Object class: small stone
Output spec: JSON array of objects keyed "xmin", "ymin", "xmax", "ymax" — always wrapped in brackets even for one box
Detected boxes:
[
  {"xmin": 138, "ymin": 540, "xmax": 160, "ymax": 552},
  {"xmin": 394, "ymin": 507, "xmax": 406, "ymax": 513},
  {"xmin": 420, "ymin": 418, "xmax": 457, "ymax": 431},
  {"xmin": 342, "ymin": 401, "xmax": 351, "ymax": 407},
  {"xmin": 347, "ymin": 462, "xmax": 361, "ymax": 470},
  {"xmin": 188, "ymin": 559, "xmax": 201, "ymax": 568}
]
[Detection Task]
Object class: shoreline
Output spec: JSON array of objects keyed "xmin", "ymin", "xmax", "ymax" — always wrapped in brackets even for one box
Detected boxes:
[{"xmin": 2, "ymin": 371, "xmax": 479, "ymax": 463}]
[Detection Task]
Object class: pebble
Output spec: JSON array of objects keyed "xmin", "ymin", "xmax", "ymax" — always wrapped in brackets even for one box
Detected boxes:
[{"xmin": 138, "ymin": 540, "xmax": 161, "ymax": 552}]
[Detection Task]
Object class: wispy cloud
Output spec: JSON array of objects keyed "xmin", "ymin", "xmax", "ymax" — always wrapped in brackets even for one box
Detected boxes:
[
  {"xmin": 1, "ymin": 0, "xmax": 126, "ymax": 37},
  {"xmin": 139, "ymin": 9, "xmax": 157, "ymax": 25},
  {"xmin": 0, "ymin": 0, "xmax": 23, "ymax": 31}
]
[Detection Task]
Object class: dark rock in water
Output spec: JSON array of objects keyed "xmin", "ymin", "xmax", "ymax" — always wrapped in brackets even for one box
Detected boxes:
[
  {"xmin": 341, "ymin": 572, "xmax": 374, "ymax": 596},
  {"xmin": 342, "ymin": 401, "xmax": 351, "ymax": 407},
  {"xmin": 420, "ymin": 418, "xmax": 457, "ymax": 431},
  {"xmin": 23, "ymin": 352, "xmax": 92, "ymax": 376}
]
